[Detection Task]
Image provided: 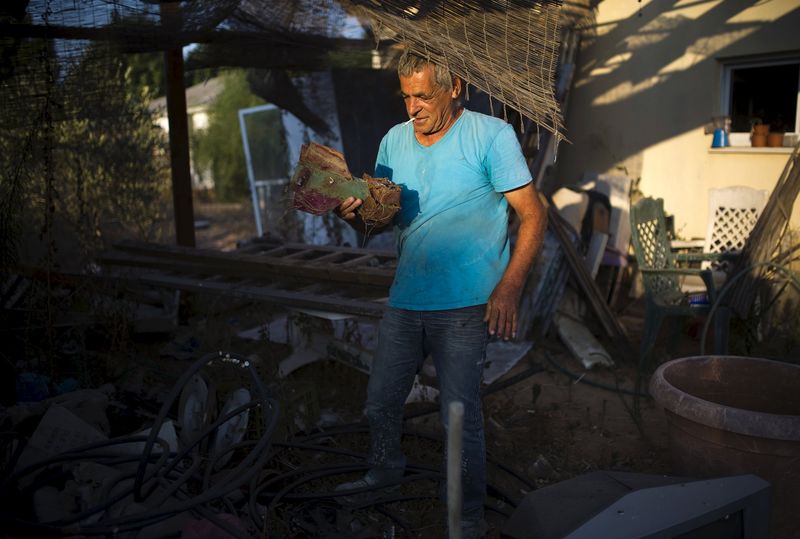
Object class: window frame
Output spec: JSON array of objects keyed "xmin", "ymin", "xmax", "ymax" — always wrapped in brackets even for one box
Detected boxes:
[{"xmin": 721, "ymin": 55, "xmax": 800, "ymax": 134}]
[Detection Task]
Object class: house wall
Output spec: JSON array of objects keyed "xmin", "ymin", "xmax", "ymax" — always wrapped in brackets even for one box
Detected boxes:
[{"xmin": 556, "ymin": 0, "xmax": 800, "ymax": 240}]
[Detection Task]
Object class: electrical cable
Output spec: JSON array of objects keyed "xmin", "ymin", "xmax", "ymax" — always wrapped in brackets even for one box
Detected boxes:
[
  {"xmin": 284, "ymin": 423, "xmax": 536, "ymax": 495},
  {"xmin": 403, "ymin": 362, "xmax": 546, "ymax": 420},
  {"xmin": 3, "ymin": 347, "xmax": 546, "ymax": 538},
  {"xmin": 1, "ymin": 351, "xmax": 278, "ymax": 538},
  {"xmin": 543, "ymin": 350, "xmax": 650, "ymax": 398}
]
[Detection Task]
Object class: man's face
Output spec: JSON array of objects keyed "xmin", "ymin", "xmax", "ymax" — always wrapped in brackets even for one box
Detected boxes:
[{"xmin": 399, "ymin": 64, "xmax": 459, "ymax": 136}]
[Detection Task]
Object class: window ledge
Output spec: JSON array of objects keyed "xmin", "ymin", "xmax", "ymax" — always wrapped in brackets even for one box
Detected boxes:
[{"xmin": 709, "ymin": 146, "xmax": 794, "ymax": 154}]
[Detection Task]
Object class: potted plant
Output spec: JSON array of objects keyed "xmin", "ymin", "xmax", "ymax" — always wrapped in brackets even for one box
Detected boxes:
[
  {"xmin": 751, "ymin": 120, "xmax": 769, "ymax": 147},
  {"xmin": 767, "ymin": 117, "xmax": 789, "ymax": 147}
]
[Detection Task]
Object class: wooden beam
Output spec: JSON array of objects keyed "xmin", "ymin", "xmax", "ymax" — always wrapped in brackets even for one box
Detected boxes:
[
  {"xmin": 107, "ymin": 240, "xmax": 396, "ymax": 287},
  {"xmin": 0, "ymin": 22, "xmax": 374, "ymax": 64},
  {"xmin": 161, "ymin": 2, "xmax": 195, "ymax": 247}
]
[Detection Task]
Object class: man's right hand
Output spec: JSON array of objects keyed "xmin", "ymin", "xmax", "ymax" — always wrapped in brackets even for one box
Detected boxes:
[{"xmin": 335, "ymin": 197, "xmax": 363, "ymax": 221}]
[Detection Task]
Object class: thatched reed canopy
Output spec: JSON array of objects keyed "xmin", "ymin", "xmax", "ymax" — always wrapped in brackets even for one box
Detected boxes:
[
  {"xmin": 2, "ymin": 0, "xmax": 567, "ymax": 136},
  {"xmin": 345, "ymin": 0, "xmax": 565, "ymax": 138}
]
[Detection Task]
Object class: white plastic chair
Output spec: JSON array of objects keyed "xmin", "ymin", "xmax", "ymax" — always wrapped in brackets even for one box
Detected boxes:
[{"xmin": 703, "ymin": 186, "xmax": 768, "ymax": 272}]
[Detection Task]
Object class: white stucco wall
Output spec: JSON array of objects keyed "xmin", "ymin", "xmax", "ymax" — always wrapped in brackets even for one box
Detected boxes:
[{"xmin": 556, "ymin": 0, "xmax": 800, "ymax": 239}]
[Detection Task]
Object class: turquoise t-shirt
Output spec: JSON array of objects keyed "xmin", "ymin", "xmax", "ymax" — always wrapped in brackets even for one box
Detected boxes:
[{"xmin": 375, "ymin": 109, "xmax": 532, "ymax": 310}]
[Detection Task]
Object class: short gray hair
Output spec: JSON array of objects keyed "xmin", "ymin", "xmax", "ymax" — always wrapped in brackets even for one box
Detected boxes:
[{"xmin": 397, "ymin": 50, "xmax": 453, "ymax": 92}]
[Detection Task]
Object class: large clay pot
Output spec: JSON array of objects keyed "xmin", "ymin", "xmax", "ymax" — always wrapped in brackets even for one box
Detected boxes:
[
  {"xmin": 650, "ymin": 355, "xmax": 800, "ymax": 539},
  {"xmin": 752, "ymin": 134, "xmax": 767, "ymax": 147}
]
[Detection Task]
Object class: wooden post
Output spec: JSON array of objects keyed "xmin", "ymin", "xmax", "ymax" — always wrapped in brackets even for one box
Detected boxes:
[
  {"xmin": 161, "ymin": 1, "xmax": 195, "ymax": 247},
  {"xmin": 447, "ymin": 401, "xmax": 464, "ymax": 539}
]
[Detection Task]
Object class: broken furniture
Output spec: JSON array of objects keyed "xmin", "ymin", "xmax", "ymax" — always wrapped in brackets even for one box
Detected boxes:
[
  {"xmin": 551, "ymin": 173, "xmax": 635, "ymax": 312},
  {"xmin": 96, "ymin": 238, "xmax": 395, "ymax": 318},
  {"xmin": 576, "ymin": 173, "xmax": 633, "ymax": 256},
  {"xmin": 542, "ymin": 191, "xmax": 614, "ymax": 368},
  {"xmin": 2, "ymin": 352, "xmax": 275, "ymax": 538},
  {"xmin": 545, "ymin": 188, "xmax": 634, "ymax": 367},
  {"xmin": 96, "ymin": 239, "xmax": 394, "ymax": 380},
  {"xmin": 581, "ymin": 174, "xmax": 634, "ymax": 309},
  {"xmin": 629, "ymin": 197, "xmax": 728, "ymax": 367},
  {"xmin": 95, "ymin": 238, "xmax": 554, "ymax": 385}
]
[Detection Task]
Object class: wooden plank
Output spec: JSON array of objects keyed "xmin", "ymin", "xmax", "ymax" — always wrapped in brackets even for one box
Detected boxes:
[
  {"xmin": 97, "ymin": 251, "xmax": 391, "ymax": 301},
  {"xmin": 729, "ymin": 143, "xmax": 800, "ymax": 316},
  {"xmin": 271, "ymin": 240, "xmax": 394, "ymax": 258},
  {"xmin": 546, "ymin": 202, "xmax": 634, "ymax": 361},
  {"xmin": 0, "ymin": 23, "xmax": 373, "ymax": 58},
  {"xmin": 161, "ymin": 2, "xmax": 195, "ymax": 248},
  {"xmin": 283, "ymin": 249, "xmax": 330, "ymax": 260},
  {"xmin": 109, "ymin": 241, "xmax": 395, "ymax": 287},
  {"xmin": 117, "ymin": 272, "xmax": 386, "ymax": 318},
  {"xmin": 115, "ymin": 239, "xmax": 396, "ymax": 265},
  {"xmin": 313, "ymin": 252, "xmax": 348, "ymax": 263},
  {"xmin": 340, "ymin": 254, "xmax": 376, "ymax": 267},
  {"xmin": 71, "ymin": 260, "xmax": 384, "ymax": 316},
  {"xmin": 235, "ymin": 243, "xmax": 270, "ymax": 254}
]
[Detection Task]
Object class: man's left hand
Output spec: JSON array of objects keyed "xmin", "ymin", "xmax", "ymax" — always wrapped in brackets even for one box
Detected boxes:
[{"xmin": 484, "ymin": 280, "xmax": 523, "ymax": 340}]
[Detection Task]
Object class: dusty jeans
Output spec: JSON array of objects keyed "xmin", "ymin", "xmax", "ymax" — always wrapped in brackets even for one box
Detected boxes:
[{"xmin": 365, "ymin": 305, "xmax": 488, "ymax": 524}]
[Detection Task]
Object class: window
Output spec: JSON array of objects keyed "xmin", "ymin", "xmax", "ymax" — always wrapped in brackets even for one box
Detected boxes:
[{"xmin": 722, "ymin": 57, "xmax": 800, "ymax": 133}]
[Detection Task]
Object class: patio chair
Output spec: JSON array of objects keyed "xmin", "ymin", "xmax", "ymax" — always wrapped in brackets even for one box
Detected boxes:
[
  {"xmin": 702, "ymin": 186, "xmax": 768, "ymax": 272},
  {"xmin": 629, "ymin": 197, "xmax": 728, "ymax": 368}
]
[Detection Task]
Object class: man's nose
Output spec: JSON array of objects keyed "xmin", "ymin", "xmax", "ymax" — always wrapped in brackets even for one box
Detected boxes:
[{"xmin": 406, "ymin": 97, "xmax": 421, "ymax": 115}]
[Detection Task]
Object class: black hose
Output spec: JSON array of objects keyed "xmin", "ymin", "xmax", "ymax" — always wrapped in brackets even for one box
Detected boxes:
[
  {"xmin": 1, "ymin": 351, "xmax": 278, "ymax": 538},
  {"xmin": 543, "ymin": 350, "xmax": 651, "ymax": 398}
]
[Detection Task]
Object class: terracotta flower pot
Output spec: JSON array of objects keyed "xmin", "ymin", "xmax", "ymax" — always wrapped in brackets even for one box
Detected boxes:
[
  {"xmin": 767, "ymin": 132, "xmax": 784, "ymax": 147},
  {"xmin": 752, "ymin": 124, "xmax": 770, "ymax": 136},
  {"xmin": 751, "ymin": 134, "xmax": 767, "ymax": 147}
]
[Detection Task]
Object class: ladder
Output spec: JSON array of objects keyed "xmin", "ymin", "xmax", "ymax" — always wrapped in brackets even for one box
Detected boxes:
[{"xmin": 96, "ymin": 239, "xmax": 396, "ymax": 318}]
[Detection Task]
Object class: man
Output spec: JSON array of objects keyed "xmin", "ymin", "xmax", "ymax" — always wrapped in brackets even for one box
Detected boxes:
[{"xmin": 335, "ymin": 50, "xmax": 546, "ymax": 537}]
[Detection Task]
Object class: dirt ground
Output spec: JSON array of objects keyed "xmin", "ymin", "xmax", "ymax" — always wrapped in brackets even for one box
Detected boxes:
[
  {"xmin": 7, "ymin": 195, "xmax": 798, "ymax": 538},
  {"xmin": 182, "ymin": 198, "xmax": 674, "ymax": 537},
  {"xmin": 194, "ymin": 199, "xmax": 259, "ymax": 252},
  {"xmin": 4, "ymin": 198, "xmax": 684, "ymax": 538}
]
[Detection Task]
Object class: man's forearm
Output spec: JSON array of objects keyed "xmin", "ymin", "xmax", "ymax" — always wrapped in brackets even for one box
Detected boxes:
[{"xmin": 500, "ymin": 195, "xmax": 546, "ymax": 291}]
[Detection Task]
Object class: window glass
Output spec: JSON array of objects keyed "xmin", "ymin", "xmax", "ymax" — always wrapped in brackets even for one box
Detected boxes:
[{"xmin": 728, "ymin": 62, "xmax": 799, "ymax": 133}]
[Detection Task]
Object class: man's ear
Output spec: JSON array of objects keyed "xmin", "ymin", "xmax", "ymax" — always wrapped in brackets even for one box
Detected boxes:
[{"xmin": 451, "ymin": 77, "xmax": 462, "ymax": 99}]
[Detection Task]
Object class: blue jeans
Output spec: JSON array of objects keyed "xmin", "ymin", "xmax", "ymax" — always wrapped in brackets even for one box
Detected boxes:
[{"xmin": 365, "ymin": 305, "xmax": 488, "ymax": 523}]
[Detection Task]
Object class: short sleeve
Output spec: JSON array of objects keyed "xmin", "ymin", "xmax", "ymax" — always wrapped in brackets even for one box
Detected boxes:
[
  {"xmin": 484, "ymin": 124, "xmax": 532, "ymax": 193},
  {"xmin": 374, "ymin": 134, "xmax": 392, "ymax": 180}
]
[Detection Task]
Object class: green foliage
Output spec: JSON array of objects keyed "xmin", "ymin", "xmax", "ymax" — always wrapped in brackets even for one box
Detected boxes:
[
  {"xmin": 193, "ymin": 70, "xmax": 266, "ymax": 201},
  {"xmin": 0, "ymin": 40, "xmax": 171, "ymax": 267},
  {"xmin": 184, "ymin": 47, "xmax": 219, "ymax": 89},
  {"xmin": 124, "ymin": 49, "xmax": 220, "ymax": 99},
  {"xmin": 123, "ymin": 51, "xmax": 165, "ymax": 98},
  {"xmin": 0, "ymin": 16, "xmax": 53, "ymax": 271},
  {"xmin": 56, "ymin": 51, "xmax": 171, "ymax": 250}
]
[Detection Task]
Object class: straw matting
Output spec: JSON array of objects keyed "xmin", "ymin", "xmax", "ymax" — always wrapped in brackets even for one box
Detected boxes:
[{"xmin": 346, "ymin": 0, "xmax": 565, "ymax": 138}]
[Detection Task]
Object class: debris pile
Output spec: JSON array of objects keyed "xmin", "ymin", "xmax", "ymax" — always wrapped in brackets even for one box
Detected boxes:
[
  {"xmin": 1, "ymin": 349, "xmax": 538, "ymax": 538},
  {"xmin": 1, "ymin": 352, "xmax": 277, "ymax": 539}
]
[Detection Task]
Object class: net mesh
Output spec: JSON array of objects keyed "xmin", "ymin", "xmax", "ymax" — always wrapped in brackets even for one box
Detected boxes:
[
  {"xmin": 2, "ymin": 0, "xmax": 565, "ymax": 130},
  {"xmin": 1, "ymin": 0, "xmax": 569, "ymax": 269}
]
